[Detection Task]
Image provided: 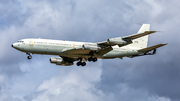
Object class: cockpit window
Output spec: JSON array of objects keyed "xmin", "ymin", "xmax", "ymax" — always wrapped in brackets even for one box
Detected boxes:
[{"xmin": 17, "ymin": 41, "xmax": 24, "ymax": 43}]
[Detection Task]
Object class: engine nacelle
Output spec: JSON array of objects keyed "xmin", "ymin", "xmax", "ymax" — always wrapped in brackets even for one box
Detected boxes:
[
  {"xmin": 82, "ymin": 43, "xmax": 101, "ymax": 51},
  {"xmin": 107, "ymin": 37, "xmax": 127, "ymax": 45},
  {"xmin": 50, "ymin": 57, "xmax": 73, "ymax": 66}
]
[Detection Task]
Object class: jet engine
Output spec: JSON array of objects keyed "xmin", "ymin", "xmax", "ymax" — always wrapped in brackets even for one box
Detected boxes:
[
  {"xmin": 50, "ymin": 57, "xmax": 73, "ymax": 66},
  {"xmin": 82, "ymin": 43, "xmax": 101, "ymax": 51},
  {"xmin": 107, "ymin": 37, "xmax": 128, "ymax": 45}
]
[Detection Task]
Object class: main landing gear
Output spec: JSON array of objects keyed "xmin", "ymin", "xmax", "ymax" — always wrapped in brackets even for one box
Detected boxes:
[
  {"xmin": 88, "ymin": 57, "xmax": 97, "ymax": 62},
  {"xmin": 27, "ymin": 53, "xmax": 32, "ymax": 60},
  {"xmin": 87, "ymin": 52, "xmax": 97, "ymax": 62},
  {"xmin": 76, "ymin": 57, "xmax": 98, "ymax": 66},
  {"xmin": 76, "ymin": 58, "xmax": 86, "ymax": 66},
  {"xmin": 77, "ymin": 61, "xmax": 86, "ymax": 66}
]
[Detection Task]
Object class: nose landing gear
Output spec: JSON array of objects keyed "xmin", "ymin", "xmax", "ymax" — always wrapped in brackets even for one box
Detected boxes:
[
  {"xmin": 27, "ymin": 55, "xmax": 32, "ymax": 59},
  {"xmin": 26, "ymin": 53, "xmax": 32, "ymax": 60}
]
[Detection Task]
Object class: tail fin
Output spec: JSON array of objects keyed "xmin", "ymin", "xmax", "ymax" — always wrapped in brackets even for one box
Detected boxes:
[{"xmin": 128, "ymin": 24, "xmax": 150, "ymax": 49}]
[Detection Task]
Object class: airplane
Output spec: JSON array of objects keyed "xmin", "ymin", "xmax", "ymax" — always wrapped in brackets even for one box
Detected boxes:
[{"xmin": 12, "ymin": 24, "xmax": 167, "ymax": 66}]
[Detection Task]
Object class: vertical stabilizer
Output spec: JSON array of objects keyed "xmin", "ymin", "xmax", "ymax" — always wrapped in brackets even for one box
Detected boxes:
[{"xmin": 128, "ymin": 24, "xmax": 150, "ymax": 49}]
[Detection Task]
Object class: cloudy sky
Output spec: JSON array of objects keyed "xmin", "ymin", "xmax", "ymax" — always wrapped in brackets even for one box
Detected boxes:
[{"xmin": 0, "ymin": 0, "xmax": 180, "ymax": 101}]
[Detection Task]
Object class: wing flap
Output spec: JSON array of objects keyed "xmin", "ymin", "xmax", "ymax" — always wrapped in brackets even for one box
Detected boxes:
[{"xmin": 138, "ymin": 43, "xmax": 167, "ymax": 52}]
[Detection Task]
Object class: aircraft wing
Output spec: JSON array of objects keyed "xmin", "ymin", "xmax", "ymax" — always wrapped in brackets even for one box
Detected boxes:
[
  {"xmin": 137, "ymin": 43, "xmax": 167, "ymax": 52},
  {"xmin": 61, "ymin": 47, "xmax": 91, "ymax": 55},
  {"xmin": 97, "ymin": 31, "xmax": 157, "ymax": 47}
]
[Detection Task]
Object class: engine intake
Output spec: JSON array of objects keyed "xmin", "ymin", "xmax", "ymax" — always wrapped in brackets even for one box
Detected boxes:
[{"xmin": 50, "ymin": 57, "xmax": 73, "ymax": 66}]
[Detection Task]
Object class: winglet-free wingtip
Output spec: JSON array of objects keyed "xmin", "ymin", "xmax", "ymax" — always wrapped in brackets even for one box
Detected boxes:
[
  {"xmin": 158, "ymin": 43, "xmax": 168, "ymax": 47},
  {"xmin": 162, "ymin": 43, "xmax": 168, "ymax": 45},
  {"xmin": 154, "ymin": 31, "xmax": 164, "ymax": 33},
  {"xmin": 145, "ymin": 31, "xmax": 164, "ymax": 34}
]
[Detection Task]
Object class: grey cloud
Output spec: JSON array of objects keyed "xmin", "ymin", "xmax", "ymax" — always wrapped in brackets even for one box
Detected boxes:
[
  {"xmin": 0, "ymin": 64, "xmax": 22, "ymax": 78},
  {"xmin": 0, "ymin": 0, "xmax": 180, "ymax": 101},
  {"xmin": 0, "ymin": 0, "xmax": 29, "ymax": 28},
  {"xmin": 24, "ymin": 66, "xmax": 171, "ymax": 101},
  {"xmin": 98, "ymin": 52, "xmax": 180, "ymax": 100},
  {"xmin": 0, "ymin": 92, "xmax": 22, "ymax": 101}
]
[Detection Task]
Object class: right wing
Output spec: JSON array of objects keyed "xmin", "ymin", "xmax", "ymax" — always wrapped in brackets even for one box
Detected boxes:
[{"xmin": 97, "ymin": 31, "xmax": 157, "ymax": 47}]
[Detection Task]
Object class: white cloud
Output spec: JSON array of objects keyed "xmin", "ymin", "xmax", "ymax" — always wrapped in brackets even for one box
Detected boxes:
[
  {"xmin": 27, "ymin": 73, "xmax": 171, "ymax": 101},
  {"xmin": 26, "ymin": 62, "xmax": 103, "ymax": 101}
]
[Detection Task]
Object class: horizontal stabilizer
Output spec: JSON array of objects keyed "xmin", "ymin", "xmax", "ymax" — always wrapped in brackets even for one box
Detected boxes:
[
  {"xmin": 122, "ymin": 31, "xmax": 157, "ymax": 40},
  {"xmin": 138, "ymin": 43, "xmax": 167, "ymax": 52}
]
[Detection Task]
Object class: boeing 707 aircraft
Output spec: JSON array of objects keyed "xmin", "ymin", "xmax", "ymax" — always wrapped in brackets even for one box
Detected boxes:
[{"xmin": 12, "ymin": 24, "xmax": 167, "ymax": 66}]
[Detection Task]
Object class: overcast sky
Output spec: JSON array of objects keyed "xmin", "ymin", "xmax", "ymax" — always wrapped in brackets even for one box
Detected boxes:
[{"xmin": 0, "ymin": 0, "xmax": 180, "ymax": 101}]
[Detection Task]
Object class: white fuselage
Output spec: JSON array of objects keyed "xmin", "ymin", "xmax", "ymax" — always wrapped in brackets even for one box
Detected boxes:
[{"xmin": 12, "ymin": 38, "xmax": 141, "ymax": 59}]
